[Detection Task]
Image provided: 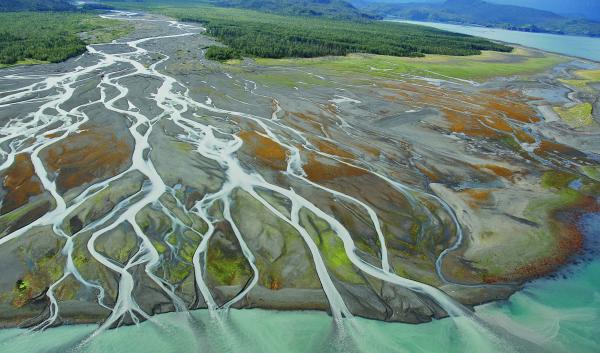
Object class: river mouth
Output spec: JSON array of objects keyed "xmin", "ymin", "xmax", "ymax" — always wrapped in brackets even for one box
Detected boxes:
[{"xmin": 0, "ymin": 9, "xmax": 599, "ymax": 353}]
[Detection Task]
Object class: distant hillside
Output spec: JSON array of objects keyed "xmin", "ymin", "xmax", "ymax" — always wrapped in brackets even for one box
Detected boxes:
[
  {"xmin": 352, "ymin": 0, "xmax": 600, "ymax": 21},
  {"xmin": 362, "ymin": 0, "xmax": 600, "ymax": 37},
  {"xmin": 211, "ymin": 0, "xmax": 377, "ymax": 20},
  {"xmin": 0, "ymin": 0, "xmax": 76, "ymax": 11},
  {"xmin": 488, "ymin": 0, "xmax": 600, "ymax": 22}
]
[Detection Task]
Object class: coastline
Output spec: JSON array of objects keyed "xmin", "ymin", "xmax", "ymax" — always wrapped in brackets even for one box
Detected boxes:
[
  {"xmin": 385, "ymin": 17, "xmax": 600, "ymax": 39},
  {"xmin": 388, "ymin": 19, "xmax": 600, "ymax": 63}
]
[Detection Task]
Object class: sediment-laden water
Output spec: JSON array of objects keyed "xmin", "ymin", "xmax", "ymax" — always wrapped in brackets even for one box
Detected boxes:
[{"xmin": 0, "ymin": 247, "xmax": 598, "ymax": 353}]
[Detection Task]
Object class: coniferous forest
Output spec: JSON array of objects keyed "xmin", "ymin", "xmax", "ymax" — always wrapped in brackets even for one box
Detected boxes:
[
  {"xmin": 0, "ymin": 13, "xmax": 88, "ymax": 65},
  {"xmin": 0, "ymin": 12, "xmax": 130, "ymax": 66},
  {"xmin": 205, "ymin": 46, "xmax": 242, "ymax": 61},
  {"xmin": 0, "ymin": 1, "xmax": 512, "ymax": 67},
  {"xmin": 0, "ymin": 0, "xmax": 75, "ymax": 12},
  {"xmin": 159, "ymin": 6, "xmax": 512, "ymax": 59}
]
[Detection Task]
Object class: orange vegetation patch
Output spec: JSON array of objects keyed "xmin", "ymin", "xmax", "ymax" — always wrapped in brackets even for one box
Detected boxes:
[
  {"xmin": 514, "ymin": 129, "xmax": 536, "ymax": 144},
  {"xmin": 239, "ymin": 130, "xmax": 288, "ymax": 171},
  {"xmin": 269, "ymin": 277, "xmax": 282, "ymax": 290},
  {"xmin": 462, "ymin": 189, "xmax": 492, "ymax": 209},
  {"xmin": 534, "ymin": 140, "xmax": 582, "ymax": 156},
  {"xmin": 443, "ymin": 109, "xmax": 503, "ymax": 138},
  {"xmin": 445, "ymin": 89, "xmax": 539, "ymax": 138},
  {"xmin": 287, "ymin": 112, "xmax": 330, "ymax": 136},
  {"xmin": 415, "ymin": 162, "xmax": 442, "ymax": 183},
  {"xmin": 380, "ymin": 81, "xmax": 540, "ymax": 140},
  {"xmin": 356, "ymin": 143, "xmax": 380, "ymax": 157},
  {"xmin": 44, "ymin": 129, "xmax": 132, "ymax": 193},
  {"xmin": 383, "ymin": 95, "xmax": 398, "ymax": 102},
  {"xmin": 303, "ymin": 154, "xmax": 367, "ymax": 182},
  {"xmin": 533, "ymin": 139, "xmax": 591, "ymax": 166},
  {"xmin": 44, "ymin": 132, "xmax": 63, "ymax": 139},
  {"xmin": 312, "ymin": 139, "xmax": 355, "ymax": 159},
  {"xmin": 483, "ymin": 91, "xmax": 540, "ymax": 124},
  {"xmin": 1, "ymin": 154, "xmax": 43, "ymax": 214},
  {"xmin": 476, "ymin": 164, "xmax": 519, "ymax": 181},
  {"xmin": 484, "ymin": 196, "xmax": 599, "ymax": 284}
]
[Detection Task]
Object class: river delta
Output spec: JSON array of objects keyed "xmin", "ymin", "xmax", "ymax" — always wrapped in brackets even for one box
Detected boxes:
[{"xmin": 0, "ymin": 11, "xmax": 599, "ymax": 353}]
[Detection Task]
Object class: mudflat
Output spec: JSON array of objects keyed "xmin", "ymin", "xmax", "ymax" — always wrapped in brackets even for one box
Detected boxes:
[{"xmin": 0, "ymin": 11, "xmax": 598, "ymax": 331}]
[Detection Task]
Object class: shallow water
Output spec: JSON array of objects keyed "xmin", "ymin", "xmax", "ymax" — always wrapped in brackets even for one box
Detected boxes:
[
  {"xmin": 3, "ymin": 214, "xmax": 599, "ymax": 353},
  {"xmin": 392, "ymin": 20, "xmax": 600, "ymax": 62},
  {"xmin": 1, "ymin": 252, "xmax": 598, "ymax": 353}
]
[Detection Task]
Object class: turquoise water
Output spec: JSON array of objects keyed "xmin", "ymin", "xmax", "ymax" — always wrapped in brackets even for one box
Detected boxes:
[
  {"xmin": 1, "ymin": 227, "xmax": 598, "ymax": 353},
  {"xmin": 393, "ymin": 20, "xmax": 600, "ymax": 62}
]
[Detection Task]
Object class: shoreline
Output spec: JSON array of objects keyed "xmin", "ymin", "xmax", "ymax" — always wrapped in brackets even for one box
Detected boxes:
[
  {"xmin": 388, "ymin": 19, "xmax": 600, "ymax": 63},
  {"xmin": 386, "ymin": 18, "xmax": 600, "ymax": 40}
]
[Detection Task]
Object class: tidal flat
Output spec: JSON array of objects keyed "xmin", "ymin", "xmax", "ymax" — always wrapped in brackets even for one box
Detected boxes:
[{"xmin": 0, "ymin": 11, "xmax": 598, "ymax": 352}]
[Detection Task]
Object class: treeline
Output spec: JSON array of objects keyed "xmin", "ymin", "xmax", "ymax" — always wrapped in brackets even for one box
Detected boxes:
[
  {"xmin": 95, "ymin": 0, "xmax": 375, "ymax": 20},
  {"xmin": 205, "ymin": 46, "xmax": 241, "ymax": 61},
  {"xmin": 0, "ymin": 12, "xmax": 126, "ymax": 66},
  {"xmin": 160, "ymin": 6, "xmax": 512, "ymax": 59},
  {"xmin": 212, "ymin": 0, "xmax": 376, "ymax": 21},
  {"xmin": 0, "ymin": 0, "xmax": 75, "ymax": 12}
]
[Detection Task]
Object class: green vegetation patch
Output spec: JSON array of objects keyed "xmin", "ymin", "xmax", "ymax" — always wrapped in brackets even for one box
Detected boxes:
[
  {"xmin": 205, "ymin": 46, "xmax": 241, "ymax": 62},
  {"xmin": 580, "ymin": 166, "xmax": 600, "ymax": 182},
  {"xmin": 0, "ymin": 12, "xmax": 133, "ymax": 67},
  {"xmin": 299, "ymin": 208, "xmax": 363, "ymax": 284},
  {"xmin": 576, "ymin": 70, "xmax": 600, "ymax": 81},
  {"xmin": 11, "ymin": 237, "xmax": 66, "ymax": 307},
  {"xmin": 553, "ymin": 103, "xmax": 594, "ymax": 128},
  {"xmin": 0, "ymin": 0, "xmax": 75, "ymax": 12},
  {"xmin": 207, "ymin": 246, "xmax": 252, "ymax": 285},
  {"xmin": 212, "ymin": 0, "xmax": 373, "ymax": 21},
  {"xmin": 155, "ymin": 5, "xmax": 511, "ymax": 59},
  {"xmin": 541, "ymin": 170, "xmax": 578, "ymax": 190},
  {"xmin": 559, "ymin": 69, "xmax": 600, "ymax": 92},
  {"xmin": 256, "ymin": 48, "xmax": 566, "ymax": 81},
  {"xmin": 79, "ymin": 16, "xmax": 134, "ymax": 44}
]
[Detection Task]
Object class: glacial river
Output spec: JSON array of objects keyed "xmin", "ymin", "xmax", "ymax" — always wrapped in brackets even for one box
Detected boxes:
[
  {"xmin": 0, "ymin": 256, "xmax": 599, "ymax": 352},
  {"xmin": 0, "ymin": 213, "xmax": 597, "ymax": 353},
  {"xmin": 393, "ymin": 20, "xmax": 600, "ymax": 62},
  {"xmin": 0, "ymin": 13, "xmax": 599, "ymax": 353}
]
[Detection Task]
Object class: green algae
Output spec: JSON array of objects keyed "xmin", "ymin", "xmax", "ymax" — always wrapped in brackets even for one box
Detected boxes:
[
  {"xmin": 207, "ymin": 246, "xmax": 252, "ymax": 286},
  {"xmin": 580, "ymin": 166, "xmax": 600, "ymax": 182},
  {"xmin": 0, "ymin": 198, "xmax": 52, "ymax": 236},
  {"xmin": 553, "ymin": 103, "xmax": 594, "ymax": 128},
  {"xmin": 152, "ymin": 239, "xmax": 168, "ymax": 255},
  {"xmin": 559, "ymin": 69, "xmax": 600, "ymax": 92},
  {"xmin": 10, "ymin": 237, "xmax": 66, "ymax": 307},
  {"xmin": 229, "ymin": 189, "xmax": 321, "ymax": 289},
  {"xmin": 164, "ymin": 260, "xmax": 193, "ymax": 284},
  {"xmin": 541, "ymin": 170, "xmax": 578, "ymax": 189},
  {"xmin": 299, "ymin": 208, "xmax": 363, "ymax": 284}
]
